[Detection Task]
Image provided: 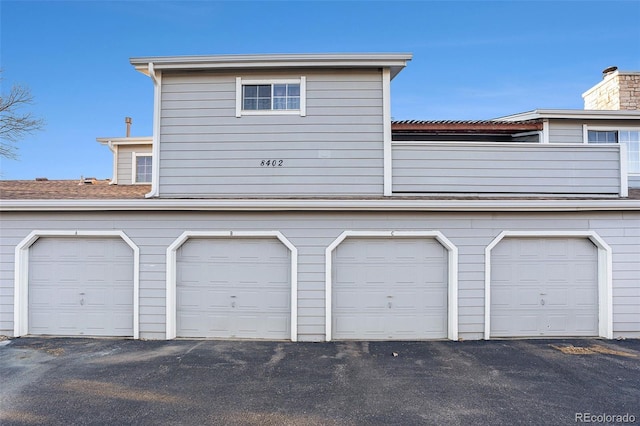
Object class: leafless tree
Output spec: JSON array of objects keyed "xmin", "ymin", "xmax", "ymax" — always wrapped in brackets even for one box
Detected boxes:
[{"xmin": 0, "ymin": 74, "xmax": 45, "ymax": 159}]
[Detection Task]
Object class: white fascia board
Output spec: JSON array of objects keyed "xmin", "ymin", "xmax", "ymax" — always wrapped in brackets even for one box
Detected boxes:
[
  {"xmin": 96, "ymin": 137, "xmax": 153, "ymax": 146},
  {"xmin": 497, "ymin": 109, "xmax": 640, "ymax": 122},
  {"xmin": 2, "ymin": 198, "xmax": 640, "ymax": 212},
  {"xmin": 130, "ymin": 53, "xmax": 413, "ymax": 79}
]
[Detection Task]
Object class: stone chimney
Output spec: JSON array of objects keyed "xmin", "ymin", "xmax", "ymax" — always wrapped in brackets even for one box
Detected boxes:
[{"xmin": 582, "ymin": 66, "xmax": 640, "ymax": 110}]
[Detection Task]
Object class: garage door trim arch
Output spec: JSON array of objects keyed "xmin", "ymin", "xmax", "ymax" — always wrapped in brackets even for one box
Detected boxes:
[
  {"xmin": 325, "ymin": 230, "xmax": 459, "ymax": 342},
  {"xmin": 484, "ymin": 230, "xmax": 613, "ymax": 340},
  {"xmin": 166, "ymin": 231, "xmax": 298, "ymax": 341},
  {"xmin": 14, "ymin": 230, "xmax": 140, "ymax": 338}
]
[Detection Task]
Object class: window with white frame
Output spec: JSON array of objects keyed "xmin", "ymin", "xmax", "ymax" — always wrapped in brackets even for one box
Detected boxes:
[
  {"xmin": 236, "ymin": 77, "xmax": 306, "ymax": 117},
  {"xmin": 587, "ymin": 129, "xmax": 640, "ymax": 174},
  {"xmin": 134, "ymin": 154, "xmax": 152, "ymax": 183}
]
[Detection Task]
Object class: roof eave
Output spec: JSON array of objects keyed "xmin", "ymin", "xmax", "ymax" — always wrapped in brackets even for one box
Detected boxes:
[
  {"xmin": 96, "ymin": 137, "xmax": 153, "ymax": 146},
  {"xmin": 130, "ymin": 53, "xmax": 413, "ymax": 79},
  {"xmin": 497, "ymin": 109, "xmax": 640, "ymax": 121}
]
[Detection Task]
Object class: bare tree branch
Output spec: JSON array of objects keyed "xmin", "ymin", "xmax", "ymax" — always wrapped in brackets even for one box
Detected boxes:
[{"xmin": 0, "ymin": 72, "xmax": 46, "ymax": 159}]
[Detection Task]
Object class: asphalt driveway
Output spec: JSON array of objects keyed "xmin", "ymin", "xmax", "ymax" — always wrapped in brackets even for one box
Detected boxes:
[{"xmin": 0, "ymin": 337, "xmax": 638, "ymax": 425}]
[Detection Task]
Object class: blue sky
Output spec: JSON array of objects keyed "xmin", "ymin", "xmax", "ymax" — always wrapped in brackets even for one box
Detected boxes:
[{"xmin": 1, "ymin": 0, "xmax": 639, "ymax": 180}]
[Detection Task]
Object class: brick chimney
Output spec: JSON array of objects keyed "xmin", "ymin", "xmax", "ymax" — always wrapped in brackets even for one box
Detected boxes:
[{"xmin": 582, "ymin": 67, "xmax": 640, "ymax": 110}]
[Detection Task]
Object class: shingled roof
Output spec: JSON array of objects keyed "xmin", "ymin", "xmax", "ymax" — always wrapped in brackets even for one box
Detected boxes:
[
  {"xmin": 0, "ymin": 180, "xmax": 150, "ymax": 200},
  {"xmin": 392, "ymin": 120, "xmax": 543, "ymax": 133}
]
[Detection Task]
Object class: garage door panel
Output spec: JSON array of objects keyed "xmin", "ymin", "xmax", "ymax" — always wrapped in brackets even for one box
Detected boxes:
[
  {"xmin": 516, "ymin": 288, "xmax": 540, "ymax": 307},
  {"xmin": 576, "ymin": 263, "xmax": 598, "ymax": 281},
  {"xmin": 176, "ymin": 238, "xmax": 291, "ymax": 339},
  {"xmin": 492, "ymin": 287, "xmax": 512, "ymax": 306},
  {"xmin": 546, "ymin": 288, "xmax": 568, "ymax": 307},
  {"xmin": 491, "ymin": 237, "xmax": 598, "ymax": 338},
  {"xmin": 576, "ymin": 288, "xmax": 598, "ymax": 306},
  {"xmin": 113, "ymin": 288, "xmax": 134, "ymax": 306},
  {"xmin": 28, "ymin": 237, "xmax": 134, "ymax": 337},
  {"xmin": 547, "ymin": 314, "xmax": 569, "ymax": 331},
  {"xmin": 547, "ymin": 239, "xmax": 570, "ymax": 258},
  {"xmin": 575, "ymin": 314, "xmax": 598, "ymax": 332},
  {"xmin": 333, "ymin": 238, "xmax": 448, "ymax": 340},
  {"xmin": 265, "ymin": 290, "xmax": 289, "ymax": 310},
  {"xmin": 516, "ymin": 264, "xmax": 542, "ymax": 282}
]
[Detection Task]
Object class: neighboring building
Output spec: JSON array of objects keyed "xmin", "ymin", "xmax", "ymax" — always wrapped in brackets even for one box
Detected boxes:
[
  {"xmin": 1, "ymin": 54, "xmax": 639, "ymax": 343},
  {"xmin": 583, "ymin": 66, "xmax": 640, "ymax": 111}
]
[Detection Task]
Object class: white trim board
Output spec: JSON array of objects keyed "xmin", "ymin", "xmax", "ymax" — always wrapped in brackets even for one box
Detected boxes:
[
  {"xmin": 14, "ymin": 230, "xmax": 140, "ymax": 339},
  {"xmin": 165, "ymin": 230, "xmax": 298, "ymax": 341},
  {"xmin": 382, "ymin": 68, "xmax": 392, "ymax": 196},
  {"xmin": 483, "ymin": 231, "xmax": 613, "ymax": 340},
  {"xmin": 324, "ymin": 230, "xmax": 458, "ymax": 341},
  {"xmin": 4, "ymin": 198, "xmax": 639, "ymax": 212},
  {"xmin": 146, "ymin": 63, "xmax": 161, "ymax": 198}
]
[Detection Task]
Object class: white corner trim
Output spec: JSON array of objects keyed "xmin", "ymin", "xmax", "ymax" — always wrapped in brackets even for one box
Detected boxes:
[
  {"xmin": 146, "ymin": 63, "xmax": 161, "ymax": 198},
  {"xmin": 542, "ymin": 119, "xmax": 550, "ymax": 144},
  {"xmin": 484, "ymin": 230, "xmax": 613, "ymax": 340},
  {"xmin": 382, "ymin": 68, "xmax": 392, "ymax": 196},
  {"xmin": 620, "ymin": 143, "xmax": 628, "ymax": 197},
  {"xmin": 300, "ymin": 76, "xmax": 307, "ymax": 117},
  {"xmin": 131, "ymin": 152, "xmax": 137, "ymax": 184},
  {"xmin": 109, "ymin": 142, "xmax": 118, "ymax": 185},
  {"xmin": 165, "ymin": 230, "xmax": 298, "ymax": 341},
  {"xmin": 324, "ymin": 230, "xmax": 458, "ymax": 342},
  {"xmin": 235, "ymin": 77, "xmax": 242, "ymax": 118},
  {"xmin": 582, "ymin": 124, "xmax": 589, "ymax": 144},
  {"xmin": 14, "ymin": 230, "xmax": 140, "ymax": 339}
]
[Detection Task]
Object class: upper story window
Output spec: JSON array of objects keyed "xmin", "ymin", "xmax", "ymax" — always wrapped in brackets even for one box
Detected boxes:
[
  {"xmin": 236, "ymin": 77, "xmax": 306, "ymax": 117},
  {"xmin": 243, "ymin": 83, "xmax": 300, "ymax": 111},
  {"xmin": 134, "ymin": 154, "xmax": 152, "ymax": 184},
  {"xmin": 587, "ymin": 129, "xmax": 640, "ymax": 174}
]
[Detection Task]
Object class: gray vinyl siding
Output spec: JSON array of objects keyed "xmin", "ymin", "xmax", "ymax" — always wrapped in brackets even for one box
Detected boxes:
[
  {"xmin": 548, "ymin": 120, "xmax": 584, "ymax": 144},
  {"xmin": 117, "ymin": 145, "xmax": 152, "ymax": 185},
  {"xmin": 1, "ymin": 210, "xmax": 638, "ymax": 341},
  {"xmin": 392, "ymin": 143, "xmax": 623, "ymax": 195},
  {"xmin": 158, "ymin": 70, "xmax": 384, "ymax": 197}
]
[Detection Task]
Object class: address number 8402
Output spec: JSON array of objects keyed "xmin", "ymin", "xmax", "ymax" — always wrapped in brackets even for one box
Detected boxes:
[{"xmin": 260, "ymin": 160, "xmax": 284, "ymax": 167}]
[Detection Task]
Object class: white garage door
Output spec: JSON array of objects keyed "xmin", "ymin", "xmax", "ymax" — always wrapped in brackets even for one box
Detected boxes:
[
  {"xmin": 491, "ymin": 237, "xmax": 599, "ymax": 338},
  {"xmin": 29, "ymin": 237, "xmax": 134, "ymax": 337},
  {"xmin": 332, "ymin": 238, "xmax": 448, "ymax": 340},
  {"xmin": 176, "ymin": 238, "xmax": 291, "ymax": 339}
]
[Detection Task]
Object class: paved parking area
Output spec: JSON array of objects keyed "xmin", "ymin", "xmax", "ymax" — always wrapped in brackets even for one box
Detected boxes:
[{"xmin": 0, "ymin": 337, "xmax": 639, "ymax": 425}]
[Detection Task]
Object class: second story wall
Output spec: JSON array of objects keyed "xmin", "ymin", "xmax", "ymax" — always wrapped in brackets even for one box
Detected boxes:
[{"xmin": 158, "ymin": 69, "xmax": 385, "ymax": 197}]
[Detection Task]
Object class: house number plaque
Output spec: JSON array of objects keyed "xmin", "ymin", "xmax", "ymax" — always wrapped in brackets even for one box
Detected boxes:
[{"xmin": 260, "ymin": 160, "xmax": 284, "ymax": 167}]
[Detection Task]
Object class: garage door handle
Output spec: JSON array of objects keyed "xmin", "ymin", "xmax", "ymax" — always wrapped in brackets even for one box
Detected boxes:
[
  {"xmin": 231, "ymin": 302, "xmax": 236, "ymax": 308},
  {"xmin": 388, "ymin": 302, "xmax": 392, "ymax": 308},
  {"xmin": 80, "ymin": 298, "xmax": 85, "ymax": 306},
  {"xmin": 540, "ymin": 299, "xmax": 545, "ymax": 306}
]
